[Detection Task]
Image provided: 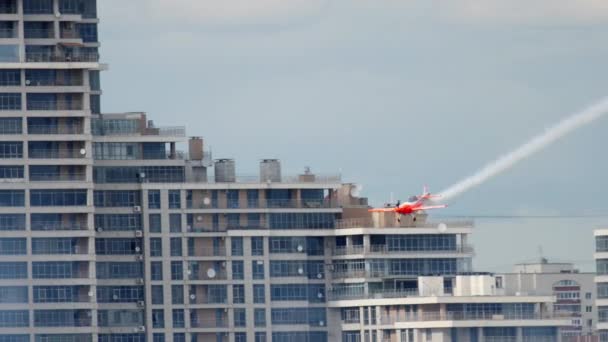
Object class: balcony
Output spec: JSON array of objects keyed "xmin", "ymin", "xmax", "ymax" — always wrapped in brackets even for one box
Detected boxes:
[
  {"xmin": 330, "ymin": 289, "xmax": 419, "ymax": 301},
  {"xmin": 0, "ymin": 2, "xmax": 16, "ymax": 14},
  {"xmin": 0, "ymin": 28, "xmax": 16, "ymax": 38},
  {"xmin": 333, "ymin": 244, "xmax": 474, "ymax": 256},
  {"xmin": 25, "ymin": 52, "xmax": 99, "ymax": 63},
  {"xmin": 27, "ymin": 100, "xmax": 83, "ymax": 111},
  {"xmin": 384, "ymin": 311, "xmax": 561, "ymax": 324},
  {"xmin": 30, "ymin": 171, "xmax": 86, "ymax": 182},
  {"xmin": 187, "ymin": 197, "xmax": 338, "ymax": 210},
  {"xmin": 335, "ymin": 217, "xmax": 475, "ymax": 229},
  {"xmin": 29, "ymin": 148, "xmax": 87, "ymax": 159},
  {"xmin": 24, "ymin": 28, "xmax": 54, "ymax": 39},
  {"xmin": 28, "ymin": 124, "xmax": 84, "ymax": 135}
]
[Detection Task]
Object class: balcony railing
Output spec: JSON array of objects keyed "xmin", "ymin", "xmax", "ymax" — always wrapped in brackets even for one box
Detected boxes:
[
  {"xmin": 188, "ymin": 248, "xmax": 227, "ymax": 257},
  {"xmin": 0, "ymin": 29, "xmax": 16, "ymax": 38},
  {"xmin": 330, "ymin": 289, "xmax": 420, "ymax": 301},
  {"xmin": 29, "ymin": 172, "xmax": 86, "ymax": 182},
  {"xmin": 384, "ymin": 311, "xmax": 560, "ymax": 324},
  {"xmin": 25, "ymin": 52, "xmax": 99, "ymax": 63},
  {"xmin": 31, "ymin": 222, "xmax": 88, "ymax": 231},
  {"xmin": 335, "ymin": 217, "xmax": 475, "ymax": 229},
  {"xmin": 27, "ymin": 100, "xmax": 83, "ymax": 111},
  {"xmin": 190, "ymin": 319, "xmax": 228, "ymax": 328},
  {"xmin": 29, "ymin": 149, "xmax": 87, "ymax": 159},
  {"xmin": 24, "ymin": 28, "xmax": 54, "ymax": 39},
  {"xmin": 332, "ymin": 244, "xmax": 474, "ymax": 256},
  {"xmin": 189, "ymin": 270, "xmax": 228, "ymax": 281},
  {"xmin": 187, "ymin": 198, "xmax": 338, "ymax": 210},
  {"xmin": 0, "ymin": 5, "xmax": 17, "ymax": 14},
  {"xmin": 28, "ymin": 125, "xmax": 84, "ymax": 134},
  {"xmin": 202, "ymin": 174, "xmax": 342, "ymax": 184}
]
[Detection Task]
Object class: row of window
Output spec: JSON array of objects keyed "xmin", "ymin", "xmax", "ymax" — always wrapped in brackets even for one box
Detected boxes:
[
  {"xmin": 0, "ymin": 310, "xmax": 90, "ymax": 327},
  {"xmin": 0, "ymin": 190, "xmax": 87, "ymax": 207}
]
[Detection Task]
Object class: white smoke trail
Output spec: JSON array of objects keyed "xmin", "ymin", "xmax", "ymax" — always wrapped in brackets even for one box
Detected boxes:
[{"xmin": 438, "ymin": 96, "xmax": 608, "ymax": 201}]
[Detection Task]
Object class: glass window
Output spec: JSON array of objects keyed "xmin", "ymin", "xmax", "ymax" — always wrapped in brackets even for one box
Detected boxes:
[
  {"xmin": 172, "ymin": 309, "xmax": 184, "ymax": 328},
  {"xmin": 173, "ymin": 334, "xmax": 185, "ymax": 342},
  {"xmin": 233, "ymin": 284, "xmax": 245, "ymax": 304},
  {"xmin": 151, "ymin": 261, "xmax": 163, "ymax": 281},
  {"xmin": 0, "ymin": 71, "xmax": 20, "ymax": 86},
  {"xmin": 148, "ymin": 190, "xmax": 160, "ymax": 209},
  {"xmin": 171, "ymin": 285, "xmax": 183, "ymax": 304},
  {"xmin": 171, "ymin": 261, "xmax": 183, "ymax": 280},
  {"xmin": 149, "ymin": 214, "xmax": 161, "ymax": 233},
  {"xmin": 169, "ymin": 213, "xmax": 181, "ymax": 233},
  {"xmin": 255, "ymin": 332, "xmax": 267, "ymax": 342},
  {"xmin": 0, "ymin": 190, "xmax": 24, "ymax": 207},
  {"xmin": 231, "ymin": 237, "xmax": 243, "ymax": 256},
  {"xmin": 235, "ymin": 333, "xmax": 246, "ymax": 342},
  {"xmin": 152, "ymin": 309, "xmax": 164, "ymax": 328},
  {"xmin": 151, "ymin": 285, "xmax": 163, "ymax": 305},
  {"xmin": 0, "ymin": 214, "xmax": 25, "ymax": 230},
  {"xmin": 150, "ymin": 238, "xmax": 162, "ymax": 257},
  {"xmin": 254, "ymin": 308, "xmax": 266, "ymax": 327},
  {"xmin": 0, "ymin": 118, "xmax": 22, "ymax": 134},
  {"xmin": 170, "ymin": 237, "xmax": 182, "ymax": 257},
  {"xmin": 153, "ymin": 334, "xmax": 164, "ymax": 342},
  {"xmin": 0, "ymin": 93, "xmax": 21, "ymax": 110},
  {"xmin": 30, "ymin": 190, "xmax": 87, "ymax": 206},
  {"xmin": 0, "ymin": 142, "xmax": 22, "ymax": 159},
  {"xmin": 252, "ymin": 260, "xmax": 265, "ymax": 279},
  {"xmin": 0, "ymin": 46, "xmax": 19, "ymax": 62},
  {"xmin": 24, "ymin": 0, "xmax": 53, "ymax": 14},
  {"xmin": 247, "ymin": 190, "xmax": 259, "ymax": 208},
  {"xmin": 227, "ymin": 190, "xmax": 239, "ymax": 208},
  {"xmin": 232, "ymin": 261, "xmax": 244, "ymax": 280},
  {"xmin": 251, "ymin": 237, "xmax": 264, "ymax": 256},
  {"xmin": 253, "ymin": 284, "xmax": 265, "ymax": 303},
  {"xmin": 234, "ymin": 308, "xmax": 246, "ymax": 327},
  {"xmin": 168, "ymin": 190, "xmax": 181, "ymax": 209}
]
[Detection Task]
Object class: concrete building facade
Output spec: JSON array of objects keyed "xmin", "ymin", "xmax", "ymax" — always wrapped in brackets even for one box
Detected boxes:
[{"xmin": 594, "ymin": 229, "xmax": 608, "ymax": 342}]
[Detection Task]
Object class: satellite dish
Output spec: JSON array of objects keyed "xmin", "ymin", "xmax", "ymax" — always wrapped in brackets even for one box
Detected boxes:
[
  {"xmin": 189, "ymin": 294, "xmax": 196, "ymax": 300},
  {"xmin": 297, "ymin": 267, "xmax": 304, "ymax": 275},
  {"xmin": 319, "ymin": 320, "xmax": 325, "ymax": 326},
  {"xmin": 206, "ymin": 268, "xmax": 216, "ymax": 279},
  {"xmin": 196, "ymin": 215, "xmax": 203, "ymax": 222},
  {"xmin": 317, "ymin": 292, "xmax": 324, "ymax": 298},
  {"xmin": 296, "ymin": 245, "xmax": 304, "ymax": 252},
  {"xmin": 203, "ymin": 197, "xmax": 211, "ymax": 205},
  {"xmin": 79, "ymin": 148, "xmax": 86, "ymax": 155},
  {"xmin": 88, "ymin": 292, "xmax": 94, "ymax": 297},
  {"xmin": 438, "ymin": 223, "xmax": 448, "ymax": 233}
]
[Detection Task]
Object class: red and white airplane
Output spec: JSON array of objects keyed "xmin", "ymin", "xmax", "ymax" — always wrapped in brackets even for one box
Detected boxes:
[{"xmin": 369, "ymin": 186, "xmax": 447, "ymax": 221}]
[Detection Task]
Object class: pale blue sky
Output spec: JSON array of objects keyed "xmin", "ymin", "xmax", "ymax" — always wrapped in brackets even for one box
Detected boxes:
[{"xmin": 97, "ymin": 1, "xmax": 608, "ymax": 271}]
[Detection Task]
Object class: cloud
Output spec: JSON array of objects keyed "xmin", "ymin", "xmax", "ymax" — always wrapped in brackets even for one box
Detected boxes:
[
  {"xmin": 146, "ymin": 0, "xmax": 329, "ymax": 26},
  {"xmin": 442, "ymin": 0, "xmax": 608, "ymax": 25}
]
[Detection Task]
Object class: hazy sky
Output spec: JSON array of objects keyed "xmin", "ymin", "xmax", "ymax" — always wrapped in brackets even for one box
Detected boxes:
[{"xmin": 97, "ymin": 0, "xmax": 608, "ymax": 272}]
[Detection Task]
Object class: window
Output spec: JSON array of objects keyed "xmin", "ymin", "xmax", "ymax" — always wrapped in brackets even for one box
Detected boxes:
[
  {"xmin": 247, "ymin": 190, "xmax": 259, "ymax": 207},
  {"xmin": 0, "ymin": 142, "xmax": 22, "ymax": 159},
  {"xmin": 0, "ymin": 46, "xmax": 19, "ymax": 62},
  {"xmin": 0, "ymin": 93, "xmax": 21, "ymax": 110},
  {"xmin": 151, "ymin": 285, "xmax": 163, "ymax": 305},
  {"xmin": 0, "ymin": 262, "xmax": 27, "ymax": 279},
  {"xmin": 150, "ymin": 238, "xmax": 162, "ymax": 257},
  {"xmin": 0, "ymin": 118, "xmax": 21, "ymax": 134},
  {"xmin": 170, "ymin": 238, "xmax": 182, "ymax": 257},
  {"xmin": 30, "ymin": 190, "xmax": 87, "ymax": 206},
  {"xmin": 172, "ymin": 309, "xmax": 184, "ymax": 328},
  {"xmin": 233, "ymin": 284, "xmax": 245, "ymax": 304},
  {"xmin": 96, "ymin": 262, "xmax": 143, "ymax": 279},
  {"xmin": 152, "ymin": 309, "xmax": 164, "ymax": 328},
  {"xmin": 24, "ymin": 0, "xmax": 53, "ymax": 14},
  {"xmin": 232, "ymin": 237, "xmax": 243, "ymax": 256},
  {"xmin": 171, "ymin": 261, "xmax": 183, "ymax": 280},
  {"xmin": 151, "ymin": 262, "xmax": 163, "ymax": 281},
  {"xmin": 0, "ymin": 214, "xmax": 25, "ymax": 231},
  {"xmin": 587, "ymin": 306, "xmax": 593, "ymax": 313},
  {"xmin": 227, "ymin": 190, "xmax": 239, "ymax": 208},
  {"xmin": 234, "ymin": 308, "xmax": 246, "ymax": 327},
  {"xmin": 173, "ymin": 334, "xmax": 185, "ymax": 342},
  {"xmin": 270, "ymin": 284, "xmax": 325, "ymax": 302},
  {"xmin": 0, "ymin": 238, "xmax": 26, "ymax": 255},
  {"xmin": 255, "ymin": 308, "xmax": 266, "ymax": 327},
  {"xmin": 171, "ymin": 285, "xmax": 183, "ymax": 304},
  {"xmin": 168, "ymin": 190, "xmax": 181, "ymax": 209},
  {"xmin": 0, "ymin": 190, "xmax": 24, "ymax": 207},
  {"xmin": 148, "ymin": 190, "xmax": 160, "ymax": 209},
  {"xmin": 149, "ymin": 214, "xmax": 161, "ymax": 233},
  {"xmin": 232, "ymin": 261, "xmax": 244, "ymax": 280},
  {"xmin": 0, "ymin": 310, "xmax": 29, "ymax": 327},
  {"xmin": 253, "ymin": 284, "xmax": 265, "ymax": 303},
  {"xmin": 251, "ymin": 237, "xmax": 264, "ymax": 256},
  {"xmin": 95, "ymin": 238, "xmax": 141, "ymax": 255},
  {"xmin": 153, "ymin": 334, "xmax": 165, "ymax": 342},
  {"xmin": 95, "ymin": 214, "xmax": 141, "ymax": 232},
  {"xmin": 252, "ymin": 260, "xmax": 265, "ymax": 279},
  {"xmin": 33, "ymin": 262, "xmax": 86, "ymax": 279},
  {"xmin": 94, "ymin": 190, "xmax": 140, "ymax": 207},
  {"xmin": 255, "ymin": 333, "xmax": 267, "ymax": 342},
  {"xmin": 0, "ymin": 71, "xmax": 20, "ymax": 86},
  {"xmin": 169, "ymin": 214, "xmax": 181, "ymax": 233},
  {"xmin": 586, "ymin": 292, "xmax": 592, "ymax": 299},
  {"xmin": 235, "ymin": 333, "xmax": 246, "ymax": 342},
  {"xmin": 0, "ymin": 286, "xmax": 28, "ymax": 303},
  {"xmin": 96, "ymin": 286, "xmax": 144, "ymax": 303}
]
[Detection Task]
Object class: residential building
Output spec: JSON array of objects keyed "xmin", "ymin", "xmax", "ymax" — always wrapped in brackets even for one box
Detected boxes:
[
  {"xmin": 0, "ymin": 1, "xmax": 569, "ymax": 342},
  {"xmin": 501, "ymin": 260, "xmax": 597, "ymax": 341},
  {"xmin": 595, "ymin": 229, "xmax": 608, "ymax": 342}
]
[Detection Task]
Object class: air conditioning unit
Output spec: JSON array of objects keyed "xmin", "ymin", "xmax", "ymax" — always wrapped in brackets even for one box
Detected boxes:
[
  {"xmin": 136, "ymin": 300, "xmax": 145, "ymax": 307},
  {"xmin": 134, "ymin": 230, "xmax": 143, "ymax": 237},
  {"xmin": 133, "ymin": 206, "xmax": 142, "ymax": 213},
  {"xmin": 136, "ymin": 278, "xmax": 144, "ymax": 285},
  {"xmin": 135, "ymin": 326, "xmax": 145, "ymax": 332}
]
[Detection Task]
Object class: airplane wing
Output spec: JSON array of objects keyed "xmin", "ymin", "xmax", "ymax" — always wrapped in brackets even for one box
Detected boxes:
[
  {"xmin": 368, "ymin": 208, "xmax": 397, "ymax": 213},
  {"xmin": 413, "ymin": 205, "xmax": 447, "ymax": 211}
]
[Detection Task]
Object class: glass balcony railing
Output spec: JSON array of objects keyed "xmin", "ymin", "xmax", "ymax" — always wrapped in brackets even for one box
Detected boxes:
[
  {"xmin": 31, "ymin": 221, "xmax": 88, "ymax": 231},
  {"xmin": 0, "ymin": 29, "xmax": 17, "ymax": 38},
  {"xmin": 27, "ymin": 100, "xmax": 83, "ymax": 111},
  {"xmin": 28, "ymin": 125, "xmax": 84, "ymax": 134},
  {"xmin": 29, "ymin": 172, "xmax": 86, "ymax": 182},
  {"xmin": 187, "ymin": 198, "xmax": 338, "ymax": 210},
  {"xmin": 332, "ymin": 244, "xmax": 475, "ymax": 256},
  {"xmin": 29, "ymin": 148, "xmax": 87, "ymax": 159},
  {"xmin": 25, "ymin": 52, "xmax": 99, "ymax": 63},
  {"xmin": 24, "ymin": 29, "xmax": 54, "ymax": 39}
]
